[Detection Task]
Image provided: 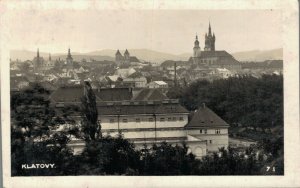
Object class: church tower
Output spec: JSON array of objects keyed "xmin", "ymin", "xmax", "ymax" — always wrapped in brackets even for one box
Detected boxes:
[
  {"xmin": 115, "ymin": 49, "xmax": 123, "ymax": 64},
  {"xmin": 124, "ymin": 49, "xmax": 130, "ymax": 64},
  {"xmin": 193, "ymin": 34, "xmax": 201, "ymax": 57},
  {"xmin": 66, "ymin": 48, "xmax": 73, "ymax": 70},
  {"xmin": 204, "ymin": 22, "xmax": 216, "ymax": 51},
  {"xmin": 33, "ymin": 48, "xmax": 41, "ymax": 71}
]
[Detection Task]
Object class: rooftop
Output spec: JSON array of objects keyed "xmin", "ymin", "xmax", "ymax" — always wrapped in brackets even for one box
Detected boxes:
[
  {"xmin": 133, "ymin": 88, "xmax": 168, "ymax": 101},
  {"xmin": 186, "ymin": 104, "xmax": 229, "ymax": 128},
  {"xmin": 97, "ymin": 102, "xmax": 188, "ymax": 115}
]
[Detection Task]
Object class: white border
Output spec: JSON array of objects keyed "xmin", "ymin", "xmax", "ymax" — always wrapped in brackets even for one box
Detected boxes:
[{"xmin": 1, "ymin": 0, "xmax": 299, "ymax": 187}]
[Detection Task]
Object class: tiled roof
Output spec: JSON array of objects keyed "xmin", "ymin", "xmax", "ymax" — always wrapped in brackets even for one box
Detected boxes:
[
  {"xmin": 130, "ymin": 56, "xmax": 140, "ymax": 62},
  {"xmin": 50, "ymin": 85, "xmax": 171, "ymax": 106},
  {"xmin": 153, "ymin": 81, "xmax": 167, "ymax": 85},
  {"xmin": 186, "ymin": 104, "xmax": 229, "ymax": 128},
  {"xmin": 33, "ymin": 81, "xmax": 57, "ymax": 91},
  {"xmin": 199, "ymin": 51, "xmax": 233, "ymax": 58},
  {"xmin": 161, "ymin": 60, "xmax": 188, "ymax": 67},
  {"xmin": 94, "ymin": 88, "xmax": 132, "ymax": 101},
  {"xmin": 97, "ymin": 103, "xmax": 188, "ymax": 116},
  {"xmin": 133, "ymin": 88, "xmax": 168, "ymax": 101},
  {"xmin": 50, "ymin": 86, "xmax": 133, "ymax": 103},
  {"xmin": 127, "ymin": 71, "xmax": 144, "ymax": 78},
  {"xmin": 10, "ymin": 76, "xmax": 29, "ymax": 84},
  {"xmin": 50, "ymin": 85, "xmax": 85, "ymax": 103},
  {"xmin": 196, "ymin": 51, "xmax": 241, "ymax": 65},
  {"xmin": 10, "ymin": 76, "xmax": 30, "ymax": 90}
]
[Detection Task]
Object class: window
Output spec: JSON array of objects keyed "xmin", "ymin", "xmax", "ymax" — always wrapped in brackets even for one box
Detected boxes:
[
  {"xmin": 200, "ymin": 129, "xmax": 203, "ymax": 134},
  {"xmin": 122, "ymin": 119, "xmax": 128, "ymax": 123},
  {"xmin": 109, "ymin": 119, "xmax": 115, "ymax": 123},
  {"xmin": 149, "ymin": 118, "xmax": 154, "ymax": 122},
  {"xmin": 160, "ymin": 118, "xmax": 165, "ymax": 122},
  {"xmin": 172, "ymin": 117, "xmax": 177, "ymax": 121},
  {"xmin": 215, "ymin": 129, "xmax": 220, "ymax": 134},
  {"xmin": 168, "ymin": 117, "xmax": 172, "ymax": 121},
  {"xmin": 209, "ymin": 140, "xmax": 212, "ymax": 144},
  {"xmin": 136, "ymin": 118, "xmax": 141, "ymax": 123},
  {"xmin": 204, "ymin": 129, "xmax": 207, "ymax": 134},
  {"xmin": 179, "ymin": 117, "xmax": 184, "ymax": 121}
]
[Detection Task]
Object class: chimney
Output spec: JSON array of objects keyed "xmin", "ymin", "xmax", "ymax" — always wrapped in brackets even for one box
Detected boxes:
[{"xmin": 202, "ymin": 103, "xmax": 206, "ymax": 108}]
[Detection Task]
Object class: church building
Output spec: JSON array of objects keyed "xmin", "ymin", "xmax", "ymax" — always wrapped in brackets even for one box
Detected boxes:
[
  {"xmin": 33, "ymin": 49, "xmax": 55, "ymax": 72},
  {"xmin": 115, "ymin": 49, "xmax": 140, "ymax": 64},
  {"xmin": 191, "ymin": 22, "xmax": 241, "ymax": 71}
]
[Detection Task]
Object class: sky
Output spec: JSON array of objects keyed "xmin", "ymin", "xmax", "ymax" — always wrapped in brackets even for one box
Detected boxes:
[{"xmin": 6, "ymin": 9, "xmax": 282, "ymax": 54}]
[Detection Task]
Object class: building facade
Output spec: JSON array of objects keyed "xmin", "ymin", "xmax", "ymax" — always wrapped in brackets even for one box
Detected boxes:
[{"xmin": 51, "ymin": 85, "xmax": 229, "ymax": 158}]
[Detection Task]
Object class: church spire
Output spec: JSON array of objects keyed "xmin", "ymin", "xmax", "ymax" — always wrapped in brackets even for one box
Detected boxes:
[
  {"xmin": 37, "ymin": 48, "xmax": 40, "ymax": 58},
  {"xmin": 194, "ymin": 34, "xmax": 199, "ymax": 47},
  {"xmin": 68, "ymin": 48, "xmax": 71, "ymax": 57},
  {"xmin": 208, "ymin": 21, "xmax": 212, "ymax": 35}
]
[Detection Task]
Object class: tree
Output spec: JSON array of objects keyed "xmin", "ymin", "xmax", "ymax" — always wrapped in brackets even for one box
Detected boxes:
[
  {"xmin": 74, "ymin": 134, "xmax": 141, "ymax": 175},
  {"xmin": 11, "ymin": 83, "xmax": 76, "ymax": 176},
  {"xmin": 198, "ymin": 147, "xmax": 260, "ymax": 175},
  {"xmin": 80, "ymin": 81, "xmax": 102, "ymax": 141},
  {"xmin": 139, "ymin": 142, "xmax": 201, "ymax": 175}
]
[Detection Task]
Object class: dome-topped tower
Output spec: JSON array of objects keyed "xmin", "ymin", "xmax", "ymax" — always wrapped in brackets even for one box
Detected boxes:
[{"xmin": 193, "ymin": 35, "xmax": 201, "ymax": 58}]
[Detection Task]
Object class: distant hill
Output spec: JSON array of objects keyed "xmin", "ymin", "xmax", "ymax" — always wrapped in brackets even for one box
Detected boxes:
[
  {"xmin": 10, "ymin": 49, "xmax": 190, "ymax": 63},
  {"xmin": 232, "ymin": 48, "xmax": 283, "ymax": 62},
  {"xmin": 10, "ymin": 50, "xmax": 114, "ymax": 62},
  {"xmin": 87, "ymin": 49, "xmax": 190, "ymax": 63},
  {"xmin": 10, "ymin": 48, "xmax": 282, "ymax": 63},
  {"xmin": 52, "ymin": 54, "xmax": 114, "ymax": 62}
]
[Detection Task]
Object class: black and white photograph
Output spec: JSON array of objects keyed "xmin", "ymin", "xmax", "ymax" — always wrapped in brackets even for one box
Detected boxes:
[{"xmin": 1, "ymin": 0, "xmax": 299, "ymax": 187}]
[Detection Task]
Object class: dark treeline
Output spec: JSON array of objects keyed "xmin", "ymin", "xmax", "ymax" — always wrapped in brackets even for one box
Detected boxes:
[
  {"xmin": 11, "ymin": 79, "xmax": 283, "ymax": 176},
  {"xmin": 168, "ymin": 74, "xmax": 283, "ymax": 132}
]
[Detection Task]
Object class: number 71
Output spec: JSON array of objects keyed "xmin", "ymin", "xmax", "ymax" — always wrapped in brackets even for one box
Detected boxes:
[{"xmin": 266, "ymin": 166, "xmax": 276, "ymax": 172}]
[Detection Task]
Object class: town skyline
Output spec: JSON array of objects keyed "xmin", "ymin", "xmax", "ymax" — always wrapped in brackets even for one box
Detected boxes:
[{"xmin": 7, "ymin": 10, "xmax": 282, "ymax": 54}]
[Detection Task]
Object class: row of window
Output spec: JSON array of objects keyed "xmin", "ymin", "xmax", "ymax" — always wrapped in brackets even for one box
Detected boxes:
[
  {"xmin": 200, "ymin": 129, "xmax": 221, "ymax": 134},
  {"xmin": 109, "ymin": 117, "xmax": 184, "ymax": 123}
]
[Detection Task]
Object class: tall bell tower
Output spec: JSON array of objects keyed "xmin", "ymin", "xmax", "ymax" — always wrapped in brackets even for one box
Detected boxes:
[{"xmin": 204, "ymin": 22, "xmax": 216, "ymax": 51}]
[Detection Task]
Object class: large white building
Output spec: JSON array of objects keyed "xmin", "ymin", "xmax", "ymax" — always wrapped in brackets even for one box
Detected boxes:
[{"xmin": 51, "ymin": 85, "xmax": 229, "ymax": 158}]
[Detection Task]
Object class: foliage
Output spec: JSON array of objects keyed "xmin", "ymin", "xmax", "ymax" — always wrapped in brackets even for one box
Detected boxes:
[
  {"xmin": 80, "ymin": 81, "xmax": 102, "ymax": 141},
  {"xmin": 168, "ymin": 75, "xmax": 283, "ymax": 130},
  {"xmin": 198, "ymin": 147, "xmax": 260, "ymax": 175},
  {"xmin": 74, "ymin": 134, "xmax": 141, "ymax": 175},
  {"xmin": 139, "ymin": 142, "xmax": 201, "ymax": 175},
  {"xmin": 11, "ymin": 83, "xmax": 76, "ymax": 176}
]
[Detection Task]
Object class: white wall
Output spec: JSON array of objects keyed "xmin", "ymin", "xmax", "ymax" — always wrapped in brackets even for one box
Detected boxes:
[
  {"xmin": 187, "ymin": 128, "xmax": 229, "ymax": 152},
  {"xmin": 99, "ymin": 114, "xmax": 188, "ymax": 130}
]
